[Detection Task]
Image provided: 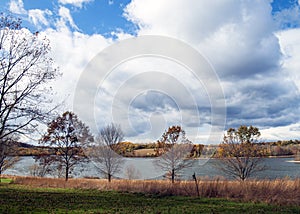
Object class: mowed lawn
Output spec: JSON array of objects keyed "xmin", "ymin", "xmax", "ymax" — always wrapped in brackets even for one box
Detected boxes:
[{"xmin": 0, "ymin": 184, "xmax": 299, "ymax": 213}]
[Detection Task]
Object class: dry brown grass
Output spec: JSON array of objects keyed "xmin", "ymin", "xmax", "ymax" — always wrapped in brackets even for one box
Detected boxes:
[{"xmin": 11, "ymin": 176, "xmax": 300, "ymax": 206}]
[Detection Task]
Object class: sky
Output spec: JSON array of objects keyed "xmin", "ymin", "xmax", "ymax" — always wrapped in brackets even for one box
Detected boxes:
[{"xmin": 1, "ymin": 0, "xmax": 300, "ymax": 144}]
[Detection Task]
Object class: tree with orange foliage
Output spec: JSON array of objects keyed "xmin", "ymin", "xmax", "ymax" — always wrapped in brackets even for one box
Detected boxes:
[
  {"xmin": 40, "ymin": 111, "xmax": 93, "ymax": 181},
  {"xmin": 154, "ymin": 125, "xmax": 193, "ymax": 183}
]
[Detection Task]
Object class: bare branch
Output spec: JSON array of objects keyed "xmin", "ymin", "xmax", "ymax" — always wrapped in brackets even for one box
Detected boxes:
[
  {"xmin": 0, "ymin": 13, "xmax": 59, "ymax": 142},
  {"xmin": 89, "ymin": 123, "xmax": 124, "ymax": 182}
]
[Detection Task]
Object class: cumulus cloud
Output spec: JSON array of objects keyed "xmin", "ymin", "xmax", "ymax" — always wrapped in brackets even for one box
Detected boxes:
[
  {"xmin": 51, "ymin": 0, "xmax": 299, "ymax": 143},
  {"xmin": 122, "ymin": 0, "xmax": 300, "ymax": 142},
  {"xmin": 88, "ymin": 53, "xmax": 219, "ymax": 143},
  {"xmin": 58, "ymin": 0, "xmax": 93, "ymax": 8},
  {"xmin": 277, "ymin": 28, "xmax": 300, "ymax": 91},
  {"xmin": 41, "ymin": 28, "xmax": 111, "ymax": 112},
  {"xmin": 261, "ymin": 124, "xmax": 300, "ymax": 141},
  {"xmin": 125, "ymin": 0, "xmax": 280, "ymax": 79},
  {"xmin": 28, "ymin": 9, "xmax": 52, "ymax": 28},
  {"xmin": 224, "ymin": 75, "xmax": 300, "ymax": 128},
  {"xmin": 9, "ymin": 0, "xmax": 79, "ymax": 32},
  {"xmin": 6, "ymin": 0, "xmax": 300, "ymax": 143},
  {"xmin": 9, "ymin": 0, "xmax": 26, "ymax": 14},
  {"xmin": 56, "ymin": 6, "xmax": 79, "ymax": 30},
  {"xmin": 273, "ymin": 4, "xmax": 300, "ymax": 29}
]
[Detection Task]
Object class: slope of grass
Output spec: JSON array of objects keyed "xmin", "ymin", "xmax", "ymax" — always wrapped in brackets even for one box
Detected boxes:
[{"xmin": 0, "ymin": 184, "xmax": 299, "ymax": 214}]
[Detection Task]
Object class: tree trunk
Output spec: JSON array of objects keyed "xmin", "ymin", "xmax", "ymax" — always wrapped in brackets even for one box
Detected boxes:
[
  {"xmin": 171, "ymin": 168, "xmax": 175, "ymax": 183},
  {"xmin": 65, "ymin": 165, "xmax": 69, "ymax": 181},
  {"xmin": 192, "ymin": 172, "xmax": 200, "ymax": 197},
  {"xmin": 108, "ymin": 173, "xmax": 112, "ymax": 182}
]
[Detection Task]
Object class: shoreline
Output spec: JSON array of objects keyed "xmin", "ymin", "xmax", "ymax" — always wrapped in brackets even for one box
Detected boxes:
[
  {"xmin": 15, "ymin": 154, "xmax": 297, "ymax": 159},
  {"xmin": 266, "ymin": 155, "xmax": 295, "ymax": 158}
]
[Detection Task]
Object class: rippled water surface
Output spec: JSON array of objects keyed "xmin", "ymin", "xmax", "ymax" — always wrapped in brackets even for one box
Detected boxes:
[{"xmin": 5, "ymin": 156, "xmax": 300, "ymax": 180}]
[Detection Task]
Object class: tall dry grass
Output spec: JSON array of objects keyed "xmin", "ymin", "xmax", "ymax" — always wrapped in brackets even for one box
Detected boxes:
[{"xmin": 11, "ymin": 176, "xmax": 300, "ymax": 206}]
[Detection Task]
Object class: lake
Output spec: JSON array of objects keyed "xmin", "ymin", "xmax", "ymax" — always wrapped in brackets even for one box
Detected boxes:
[{"xmin": 5, "ymin": 156, "xmax": 300, "ymax": 180}]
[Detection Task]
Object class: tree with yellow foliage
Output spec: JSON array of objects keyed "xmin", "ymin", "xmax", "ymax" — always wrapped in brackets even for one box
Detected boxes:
[{"xmin": 217, "ymin": 125, "xmax": 266, "ymax": 180}]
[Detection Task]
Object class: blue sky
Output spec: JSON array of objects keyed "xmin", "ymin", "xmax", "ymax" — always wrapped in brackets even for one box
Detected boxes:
[
  {"xmin": 271, "ymin": 0, "xmax": 298, "ymax": 11},
  {"xmin": 0, "ymin": 0, "xmax": 298, "ymax": 35},
  {"xmin": 1, "ymin": 0, "xmax": 300, "ymax": 143},
  {"xmin": 1, "ymin": 0, "xmax": 137, "ymax": 36}
]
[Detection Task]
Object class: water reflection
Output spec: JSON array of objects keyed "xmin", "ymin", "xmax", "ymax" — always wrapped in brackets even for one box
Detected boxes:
[{"xmin": 5, "ymin": 156, "xmax": 300, "ymax": 180}]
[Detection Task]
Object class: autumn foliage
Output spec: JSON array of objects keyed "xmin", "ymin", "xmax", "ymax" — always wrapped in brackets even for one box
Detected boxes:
[{"xmin": 39, "ymin": 111, "xmax": 93, "ymax": 181}]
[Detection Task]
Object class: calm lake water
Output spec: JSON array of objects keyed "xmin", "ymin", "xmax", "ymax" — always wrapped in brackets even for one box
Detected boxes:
[{"xmin": 5, "ymin": 156, "xmax": 300, "ymax": 180}]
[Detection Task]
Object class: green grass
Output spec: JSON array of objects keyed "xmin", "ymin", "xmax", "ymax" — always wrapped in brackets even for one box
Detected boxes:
[
  {"xmin": 0, "ymin": 184, "xmax": 299, "ymax": 214},
  {"xmin": 0, "ymin": 178, "xmax": 12, "ymax": 183}
]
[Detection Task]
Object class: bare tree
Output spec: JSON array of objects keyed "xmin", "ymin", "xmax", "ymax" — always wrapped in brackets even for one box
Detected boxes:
[
  {"xmin": 30, "ymin": 154, "xmax": 55, "ymax": 177},
  {"xmin": 124, "ymin": 164, "xmax": 141, "ymax": 180},
  {"xmin": 217, "ymin": 125, "xmax": 266, "ymax": 181},
  {"xmin": 154, "ymin": 125, "xmax": 193, "ymax": 183},
  {"xmin": 89, "ymin": 123, "xmax": 124, "ymax": 182},
  {"xmin": 0, "ymin": 13, "xmax": 59, "ymax": 142},
  {"xmin": 0, "ymin": 139, "xmax": 19, "ymax": 180},
  {"xmin": 40, "ymin": 111, "xmax": 93, "ymax": 181}
]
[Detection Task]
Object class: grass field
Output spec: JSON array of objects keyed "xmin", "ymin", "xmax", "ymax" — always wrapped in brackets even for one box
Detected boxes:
[
  {"xmin": 0, "ymin": 178, "xmax": 12, "ymax": 183},
  {"xmin": 12, "ymin": 176, "xmax": 300, "ymax": 205},
  {"xmin": 0, "ymin": 184, "xmax": 299, "ymax": 213}
]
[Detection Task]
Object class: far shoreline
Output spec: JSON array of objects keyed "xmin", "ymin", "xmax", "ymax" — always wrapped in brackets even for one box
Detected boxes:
[{"xmin": 15, "ymin": 154, "xmax": 297, "ymax": 159}]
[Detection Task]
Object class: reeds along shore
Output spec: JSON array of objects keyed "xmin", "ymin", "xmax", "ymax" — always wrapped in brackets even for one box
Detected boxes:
[{"xmin": 6, "ymin": 176, "xmax": 300, "ymax": 206}]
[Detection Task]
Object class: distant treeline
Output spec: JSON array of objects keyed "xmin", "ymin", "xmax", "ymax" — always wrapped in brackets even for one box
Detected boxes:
[
  {"xmin": 115, "ymin": 141, "xmax": 204, "ymax": 158},
  {"xmin": 11, "ymin": 140, "xmax": 300, "ymax": 158},
  {"xmin": 257, "ymin": 140, "xmax": 300, "ymax": 156}
]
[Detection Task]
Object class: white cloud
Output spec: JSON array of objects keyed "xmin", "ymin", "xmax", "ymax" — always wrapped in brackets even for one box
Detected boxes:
[
  {"xmin": 28, "ymin": 9, "xmax": 52, "ymax": 28},
  {"xmin": 9, "ymin": 0, "xmax": 54, "ymax": 29},
  {"xmin": 9, "ymin": 0, "xmax": 26, "ymax": 14},
  {"xmin": 277, "ymin": 28, "xmax": 300, "ymax": 92},
  {"xmin": 124, "ymin": 0, "xmax": 279, "ymax": 78},
  {"xmin": 58, "ymin": 0, "xmax": 93, "ymax": 8},
  {"xmin": 110, "ymin": 29, "xmax": 133, "ymax": 40},
  {"xmin": 261, "ymin": 124, "xmax": 300, "ymax": 141},
  {"xmin": 10, "ymin": 0, "xmax": 300, "ymax": 142},
  {"xmin": 88, "ymin": 52, "xmax": 221, "ymax": 143},
  {"xmin": 122, "ymin": 0, "xmax": 300, "ymax": 141},
  {"xmin": 57, "ymin": 6, "xmax": 79, "ymax": 31},
  {"xmin": 41, "ymin": 27, "xmax": 112, "ymax": 117},
  {"xmin": 274, "ymin": 6, "xmax": 300, "ymax": 29}
]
